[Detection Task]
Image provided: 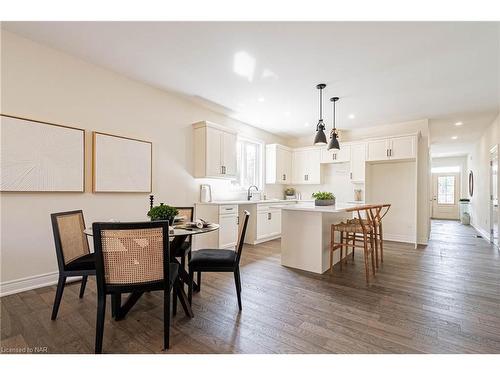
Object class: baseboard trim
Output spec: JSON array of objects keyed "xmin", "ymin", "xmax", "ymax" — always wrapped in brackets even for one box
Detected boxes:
[
  {"xmin": 0, "ymin": 272, "xmax": 81, "ymax": 297},
  {"xmin": 383, "ymin": 233, "xmax": 415, "ymax": 244},
  {"xmin": 252, "ymin": 235, "xmax": 281, "ymax": 245},
  {"xmin": 471, "ymin": 223, "xmax": 491, "ymax": 242}
]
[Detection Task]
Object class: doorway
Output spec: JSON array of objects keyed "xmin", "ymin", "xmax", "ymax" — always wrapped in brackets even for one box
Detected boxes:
[
  {"xmin": 432, "ymin": 173, "xmax": 460, "ymax": 219},
  {"xmin": 489, "ymin": 145, "xmax": 498, "ymax": 247}
]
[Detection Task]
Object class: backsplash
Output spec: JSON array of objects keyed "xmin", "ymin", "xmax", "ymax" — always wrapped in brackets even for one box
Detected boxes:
[{"xmin": 195, "ymin": 178, "xmax": 285, "ymax": 202}]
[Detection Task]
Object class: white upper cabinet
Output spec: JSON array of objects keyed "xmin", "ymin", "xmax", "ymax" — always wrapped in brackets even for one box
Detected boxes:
[
  {"xmin": 350, "ymin": 143, "xmax": 366, "ymax": 182},
  {"xmin": 320, "ymin": 144, "xmax": 351, "ymax": 164},
  {"xmin": 292, "ymin": 148, "xmax": 321, "ymax": 184},
  {"xmin": 367, "ymin": 135, "xmax": 416, "ymax": 161},
  {"xmin": 390, "ymin": 135, "xmax": 416, "ymax": 160},
  {"xmin": 193, "ymin": 121, "xmax": 237, "ymax": 179},
  {"xmin": 266, "ymin": 144, "xmax": 292, "ymax": 184},
  {"xmin": 367, "ymin": 139, "xmax": 389, "ymax": 161}
]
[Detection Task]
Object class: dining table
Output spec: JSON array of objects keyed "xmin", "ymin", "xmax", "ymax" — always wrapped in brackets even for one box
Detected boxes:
[{"xmin": 83, "ymin": 223, "xmax": 220, "ymax": 320}]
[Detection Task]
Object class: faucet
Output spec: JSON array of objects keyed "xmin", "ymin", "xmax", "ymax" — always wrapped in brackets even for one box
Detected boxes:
[{"xmin": 247, "ymin": 185, "xmax": 259, "ymax": 201}]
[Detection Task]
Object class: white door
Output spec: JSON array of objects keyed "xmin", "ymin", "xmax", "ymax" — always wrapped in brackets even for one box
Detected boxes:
[
  {"xmin": 206, "ymin": 127, "xmax": 223, "ymax": 177},
  {"xmin": 219, "ymin": 214, "xmax": 238, "ymax": 248},
  {"xmin": 350, "ymin": 143, "xmax": 366, "ymax": 182},
  {"xmin": 432, "ymin": 173, "xmax": 459, "ymax": 219},
  {"xmin": 390, "ymin": 136, "xmax": 416, "ymax": 160},
  {"xmin": 222, "ymin": 131, "xmax": 237, "ymax": 177},
  {"xmin": 490, "ymin": 146, "xmax": 498, "ymax": 247},
  {"xmin": 367, "ymin": 139, "xmax": 389, "ymax": 161}
]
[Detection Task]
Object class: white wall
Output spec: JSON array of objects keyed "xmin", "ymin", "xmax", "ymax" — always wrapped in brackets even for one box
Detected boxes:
[
  {"xmin": 0, "ymin": 30, "xmax": 289, "ymax": 291},
  {"xmin": 468, "ymin": 113, "xmax": 500, "ymax": 238}
]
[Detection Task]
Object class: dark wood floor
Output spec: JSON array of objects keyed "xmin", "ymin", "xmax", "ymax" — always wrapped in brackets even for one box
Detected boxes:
[{"xmin": 2, "ymin": 220, "xmax": 500, "ymax": 354}]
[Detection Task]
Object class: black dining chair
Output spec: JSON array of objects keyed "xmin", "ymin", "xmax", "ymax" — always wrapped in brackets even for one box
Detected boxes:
[
  {"xmin": 188, "ymin": 210, "xmax": 250, "ymax": 311},
  {"xmin": 92, "ymin": 220, "xmax": 179, "ymax": 353},
  {"xmin": 50, "ymin": 210, "xmax": 96, "ymax": 320}
]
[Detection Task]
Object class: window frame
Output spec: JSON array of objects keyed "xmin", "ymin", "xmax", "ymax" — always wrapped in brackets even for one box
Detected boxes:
[{"xmin": 231, "ymin": 135, "xmax": 265, "ymax": 192}]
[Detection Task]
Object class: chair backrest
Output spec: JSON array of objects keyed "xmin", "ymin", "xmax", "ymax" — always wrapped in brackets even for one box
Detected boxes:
[
  {"xmin": 175, "ymin": 207, "xmax": 194, "ymax": 224},
  {"xmin": 92, "ymin": 221, "xmax": 170, "ymax": 291},
  {"xmin": 235, "ymin": 211, "xmax": 250, "ymax": 264},
  {"xmin": 51, "ymin": 210, "xmax": 90, "ymax": 269}
]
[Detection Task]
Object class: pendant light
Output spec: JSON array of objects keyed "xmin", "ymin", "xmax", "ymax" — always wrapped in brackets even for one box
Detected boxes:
[
  {"xmin": 313, "ymin": 83, "xmax": 327, "ymax": 145},
  {"xmin": 327, "ymin": 97, "xmax": 340, "ymax": 151}
]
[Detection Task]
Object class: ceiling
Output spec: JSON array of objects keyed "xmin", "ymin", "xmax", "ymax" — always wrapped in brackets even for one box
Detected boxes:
[{"xmin": 3, "ymin": 21, "xmax": 500, "ymax": 153}]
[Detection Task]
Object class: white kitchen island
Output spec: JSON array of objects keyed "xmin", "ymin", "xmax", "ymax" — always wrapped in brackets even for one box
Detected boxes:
[{"xmin": 279, "ymin": 202, "xmax": 365, "ymax": 274}]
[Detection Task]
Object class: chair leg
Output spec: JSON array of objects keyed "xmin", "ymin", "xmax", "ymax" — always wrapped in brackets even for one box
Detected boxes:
[
  {"xmin": 352, "ymin": 232, "xmax": 356, "ymax": 260},
  {"xmin": 111, "ymin": 293, "xmax": 121, "ymax": 318},
  {"xmin": 330, "ymin": 226, "xmax": 334, "ymax": 273},
  {"xmin": 95, "ymin": 294, "xmax": 106, "ymax": 354},
  {"xmin": 197, "ymin": 272, "xmax": 201, "ymax": 291},
  {"xmin": 163, "ymin": 286, "xmax": 171, "ymax": 350},
  {"xmin": 172, "ymin": 283, "xmax": 178, "ymax": 316},
  {"xmin": 370, "ymin": 235, "xmax": 376, "ymax": 276},
  {"xmin": 234, "ymin": 268, "xmax": 242, "ymax": 311},
  {"xmin": 51, "ymin": 275, "xmax": 66, "ymax": 320},
  {"xmin": 339, "ymin": 231, "xmax": 344, "ymax": 271},
  {"xmin": 379, "ymin": 223, "xmax": 384, "ymax": 263},
  {"xmin": 79, "ymin": 275, "xmax": 88, "ymax": 299},
  {"xmin": 188, "ymin": 269, "xmax": 194, "ymax": 305},
  {"xmin": 181, "ymin": 255, "xmax": 186, "ymax": 271},
  {"xmin": 363, "ymin": 234, "xmax": 370, "ymax": 285},
  {"xmin": 373, "ymin": 226, "xmax": 379, "ymax": 269}
]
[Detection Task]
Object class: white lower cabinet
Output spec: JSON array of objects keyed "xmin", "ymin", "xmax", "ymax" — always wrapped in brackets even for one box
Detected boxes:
[
  {"xmin": 218, "ymin": 212, "xmax": 238, "ymax": 249},
  {"xmin": 256, "ymin": 208, "xmax": 281, "ymax": 240}
]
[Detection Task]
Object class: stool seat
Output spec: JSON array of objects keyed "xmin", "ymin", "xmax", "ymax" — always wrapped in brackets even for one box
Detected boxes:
[{"xmin": 332, "ymin": 221, "xmax": 372, "ymax": 233}]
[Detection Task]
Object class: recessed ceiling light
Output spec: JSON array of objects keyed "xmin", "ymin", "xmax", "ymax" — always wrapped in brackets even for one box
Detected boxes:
[
  {"xmin": 348, "ymin": 114, "xmax": 355, "ymax": 119},
  {"xmin": 451, "ymin": 136, "xmax": 458, "ymax": 140},
  {"xmin": 233, "ymin": 51, "xmax": 255, "ymax": 82},
  {"xmin": 257, "ymin": 97, "xmax": 265, "ymax": 102},
  {"xmin": 454, "ymin": 121, "xmax": 463, "ymax": 126},
  {"xmin": 304, "ymin": 122, "xmax": 310, "ymax": 127},
  {"xmin": 284, "ymin": 111, "xmax": 291, "ymax": 117}
]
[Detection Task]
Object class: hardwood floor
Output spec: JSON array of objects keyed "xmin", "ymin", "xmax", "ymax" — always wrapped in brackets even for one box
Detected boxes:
[{"xmin": 2, "ymin": 220, "xmax": 500, "ymax": 354}]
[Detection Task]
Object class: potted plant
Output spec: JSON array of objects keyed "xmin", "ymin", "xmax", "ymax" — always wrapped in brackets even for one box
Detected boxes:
[
  {"xmin": 312, "ymin": 191, "xmax": 336, "ymax": 206},
  {"xmin": 147, "ymin": 203, "xmax": 179, "ymax": 224}
]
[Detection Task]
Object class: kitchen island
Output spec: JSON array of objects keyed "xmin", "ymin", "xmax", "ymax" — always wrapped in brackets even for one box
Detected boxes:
[{"xmin": 278, "ymin": 202, "xmax": 365, "ymax": 274}]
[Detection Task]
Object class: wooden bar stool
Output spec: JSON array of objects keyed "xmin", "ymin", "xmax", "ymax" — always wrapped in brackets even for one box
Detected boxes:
[
  {"xmin": 347, "ymin": 204, "xmax": 391, "ymax": 268},
  {"xmin": 330, "ymin": 206, "xmax": 376, "ymax": 284}
]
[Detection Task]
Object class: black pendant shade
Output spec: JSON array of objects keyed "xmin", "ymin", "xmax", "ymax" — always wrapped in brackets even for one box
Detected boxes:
[
  {"xmin": 327, "ymin": 97, "xmax": 340, "ymax": 151},
  {"xmin": 313, "ymin": 83, "xmax": 327, "ymax": 145}
]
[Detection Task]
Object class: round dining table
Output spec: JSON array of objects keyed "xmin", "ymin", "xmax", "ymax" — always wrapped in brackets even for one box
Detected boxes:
[{"xmin": 84, "ymin": 223, "xmax": 219, "ymax": 320}]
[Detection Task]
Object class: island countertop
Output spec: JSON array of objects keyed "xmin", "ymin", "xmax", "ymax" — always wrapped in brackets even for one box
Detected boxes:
[{"xmin": 276, "ymin": 202, "xmax": 368, "ymax": 213}]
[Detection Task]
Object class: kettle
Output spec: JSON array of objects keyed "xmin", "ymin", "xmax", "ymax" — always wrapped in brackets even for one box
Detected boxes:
[{"xmin": 200, "ymin": 184, "xmax": 212, "ymax": 203}]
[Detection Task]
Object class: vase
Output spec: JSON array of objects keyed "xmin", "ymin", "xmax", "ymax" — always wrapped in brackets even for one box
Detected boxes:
[{"xmin": 315, "ymin": 198, "xmax": 335, "ymax": 206}]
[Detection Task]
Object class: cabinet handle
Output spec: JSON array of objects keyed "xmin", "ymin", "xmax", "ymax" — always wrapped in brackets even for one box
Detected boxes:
[
  {"xmin": 390, "ymin": 149, "xmax": 392, "ymax": 157},
  {"xmin": 268, "ymin": 212, "xmax": 271, "ymax": 220},
  {"xmin": 350, "ymin": 172, "xmax": 353, "ymax": 180},
  {"xmin": 386, "ymin": 149, "xmax": 388, "ymax": 157},
  {"xmin": 282, "ymin": 174, "xmax": 286, "ymax": 181},
  {"xmin": 237, "ymin": 216, "xmax": 239, "ymax": 225}
]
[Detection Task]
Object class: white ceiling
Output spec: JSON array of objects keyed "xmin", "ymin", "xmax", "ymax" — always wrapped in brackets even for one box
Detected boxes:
[{"xmin": 3, "ymin": 21, "xmax": 500, "ymax": 152}]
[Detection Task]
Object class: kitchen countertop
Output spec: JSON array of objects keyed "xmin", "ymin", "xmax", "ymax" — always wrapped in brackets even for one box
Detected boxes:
[
  {"xmin": 195, "ymin": 199, "xmax": 304, "ymax": 205},
  {"xmin": 277, "ymin": 202, "xmax": 370, "ymax": 213}
]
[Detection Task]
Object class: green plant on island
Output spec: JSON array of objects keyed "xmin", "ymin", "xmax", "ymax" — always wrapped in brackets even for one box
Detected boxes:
[
  {"xmin": 147, "ymin": 203, "xmax": 179, "ymax": 224},
  {"xmin": 311, "ymin": 191, "xmax": 335, "ymax": 200}
]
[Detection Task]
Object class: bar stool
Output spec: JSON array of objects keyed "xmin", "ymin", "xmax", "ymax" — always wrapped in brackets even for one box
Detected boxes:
[
  {"xmin": 347, "ymin": 204, "xmax": 391, "ymax": 268},
  {"xmin": 330, "ymin": 206, "xmax": 376, "ymax": 284}
]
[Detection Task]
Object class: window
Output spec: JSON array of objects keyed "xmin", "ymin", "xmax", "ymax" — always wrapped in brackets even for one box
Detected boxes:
[
  {"xmin": 438, "ymin": 175, "xmax": 455, "ymax": 204},
  {"xmin": 232, "ymin": 137, "xmax": 262, "ymax": 190}
]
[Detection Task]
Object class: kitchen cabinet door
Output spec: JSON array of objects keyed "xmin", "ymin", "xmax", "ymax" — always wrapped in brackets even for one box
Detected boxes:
[
  {"xmin": 390, "ymin": 136, "xmax": 416, "ymax": 160},
  {"xmin": 278, "ymin": 147, "xmax": 292, "ymax": 184},
  {"xmin": 367, "ymin": 139, "xmax": 389, "ymax": 161},
  {"xmin": 335, "ymin": 144, "xmax": 351, "ymax": 163},
  {"xmin": 206, "ymin": 126, "xmax": 223, "ymax": 177},
  {"xmin": 306, "ymin": 149, "xmax": 321, "ymax": 184},
  {"xmin": 292, "ymin": 150, "xmax": 307, "ymax": 184},
  {"xmin": 256, "ymin": 211, "xmax": 270, "ymax": 239},
  {"xmin": 269, "ymin": 209, "xmax": 282, "ymax": 237},
  {"xmin": 350, "ymin": 143, "xmax": 366, "ymax": 182},
  {"xmin": 222, "ymin": 131, "xmax": 237, "ymax": 177},
  {"xmin": 219, "ymin": 214, "xmax": 238, "ymax": 248}
]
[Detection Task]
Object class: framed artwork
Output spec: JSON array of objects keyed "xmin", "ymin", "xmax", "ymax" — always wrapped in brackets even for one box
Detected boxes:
[
  {"xmin": 92, "ymin": 131, "xmax": 152, "ymax": 193},
  {"xmin": 0, "ymin": 114, "xmax": 85, "ymax": 192}
]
